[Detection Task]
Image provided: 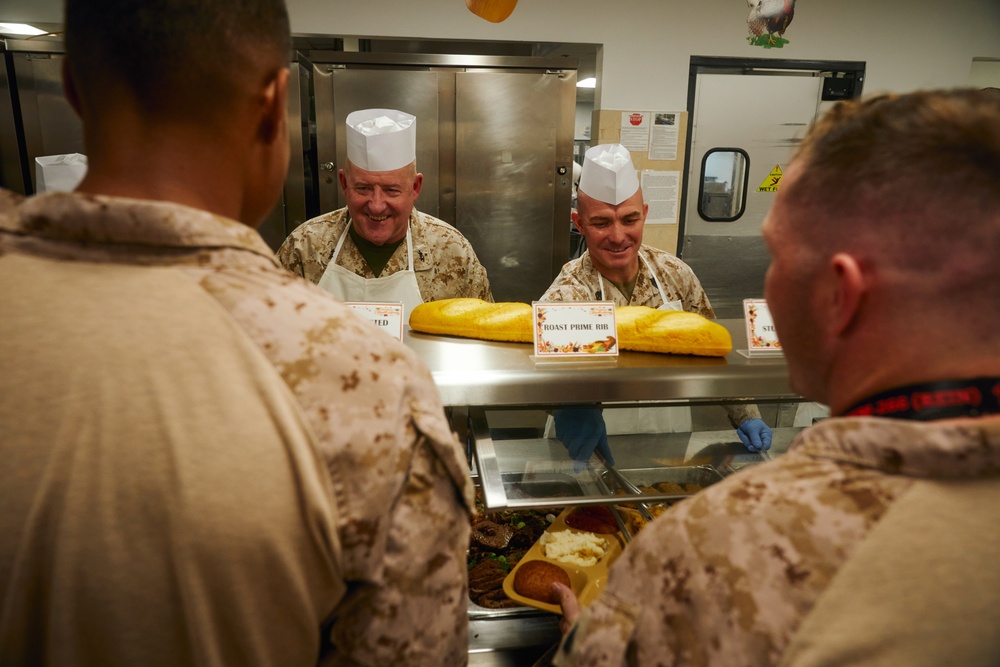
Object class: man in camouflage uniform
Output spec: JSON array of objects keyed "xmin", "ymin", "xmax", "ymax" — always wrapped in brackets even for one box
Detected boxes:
[
  {"xmin": 0, "ymin": 1, "xmax": 472, "ymax": 666},
  {"xmin": 277, "ymin": 109, "xmax": 492, "ymax": 314},
  {"xmin": 552, "ymin": 90, "xmax": 1000, "ymax": 666},
  {"xmin": 541, "ymin": 144, "xmax": 771, "ymax": 458}
]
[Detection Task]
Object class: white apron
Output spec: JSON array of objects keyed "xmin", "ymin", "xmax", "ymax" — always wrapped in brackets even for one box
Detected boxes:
[
  {"xmin": 597, "ymin": 250, "xmax": 684, "ymax": 313},
  {"xmin": 317, "ymin": 222, "xmax": 424, "ymax": 321},
  {"xmin": 547, "ymin": 251, "xmax": 692, "ymax": 438}
]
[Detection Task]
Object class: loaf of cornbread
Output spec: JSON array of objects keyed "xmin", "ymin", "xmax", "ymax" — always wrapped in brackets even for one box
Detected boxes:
[
  {"xmin": 408, "ymin": 298, "xmax": 533, "ymax": 343},
  {"xmin": 615, "ymin": 306, "xmax": 732, "ymax": 357},
  {"xmin": 408, "ymin": 299, "xmax": 732, "ymax": 356}
]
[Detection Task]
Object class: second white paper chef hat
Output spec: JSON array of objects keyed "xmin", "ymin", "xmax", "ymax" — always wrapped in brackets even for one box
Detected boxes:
[
  {"xmin": 345, "ymin": 108, "xmax": 417, "ymax": 172},
  {"xmin": 578, "ymin": 143, "xmax": 640, "ymax": 205}
]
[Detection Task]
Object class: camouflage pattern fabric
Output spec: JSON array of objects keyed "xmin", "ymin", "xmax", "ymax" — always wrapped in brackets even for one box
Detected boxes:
[
  {"xmin": 277, "ymin": 207, "xmax": 493, "ymax": 303},
  {"xmin": 541, "ymin": 245, "xmax": 758, "ymax": 428},
  {"xmin": 0, "ymin": 187, "xmax": 23, "ymax": 213},
  {"xmin": 553, "ymin": 415, "xmax": 1000, "ymax": 666},
  {"xmin": 0, "ymin": 193, "xmax": 475, "ymax": 667},
  {"xmin": 540, "ymin": 246, "xmax": 714, "ymax": 317}
]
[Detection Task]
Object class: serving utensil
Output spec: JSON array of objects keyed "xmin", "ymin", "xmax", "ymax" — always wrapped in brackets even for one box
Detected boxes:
[
  {"xmin": 592, "ymin": 473, "xmax": 633, "ymax": 543},
  {"xmin": 594, "ymin": 451, "xmax": 656, "ymax": 524}
]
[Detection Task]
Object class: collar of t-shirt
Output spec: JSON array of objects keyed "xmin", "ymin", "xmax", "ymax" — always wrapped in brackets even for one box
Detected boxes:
[
  {"xmin": 348, "ymin": 224, "xmax": 405, "ymax": 278},
  {"xmin": 606, "ymin": 273, "xmax": 638, "ymax": 303}
]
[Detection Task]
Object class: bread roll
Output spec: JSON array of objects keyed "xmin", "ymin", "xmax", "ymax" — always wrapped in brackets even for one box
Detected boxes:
[
  {"xmin": 512, "ymin": 560, "xmax": 571, "ymax": 604},
  {"xmin": 408, "ymin": 298, "xmax": 732, "ymax": 357}
]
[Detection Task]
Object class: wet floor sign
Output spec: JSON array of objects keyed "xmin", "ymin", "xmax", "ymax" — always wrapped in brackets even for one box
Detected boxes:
[{"xmin": 757, "ymin": 165, "xmax": 783, "ymax": 192}]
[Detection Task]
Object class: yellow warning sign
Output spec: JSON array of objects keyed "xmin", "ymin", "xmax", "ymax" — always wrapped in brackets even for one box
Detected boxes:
[{"xmin": 757, "ymin": 165, "xmax": 783, "ymax": 192}]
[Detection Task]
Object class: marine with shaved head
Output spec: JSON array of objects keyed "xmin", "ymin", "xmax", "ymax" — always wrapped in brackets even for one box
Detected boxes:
[
  {"xmin": 552, "ymin": 89, "xmax": 1000, "ymax": 667},
  {"xmin": 0, "ymin": 1, "xmax": 472, "ymax": 665}
]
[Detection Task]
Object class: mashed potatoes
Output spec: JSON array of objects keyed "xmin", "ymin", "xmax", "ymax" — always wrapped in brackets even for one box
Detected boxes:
[{"xmin": 540, "ymin": 530, "xmax": 607, "ymax": 567}]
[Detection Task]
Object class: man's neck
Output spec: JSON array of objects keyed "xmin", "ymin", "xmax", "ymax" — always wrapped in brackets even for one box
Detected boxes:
[
  {"xmin": 840, "ymin": 376, "xmax": 1000, "ymax": 420},
  {"xmin": 76, "ymin": 117, "xmax": 249, "ymax": 224},
  {"xmin": 828, "ymin": 349, "xmax": 1000, "ymax": 417}
]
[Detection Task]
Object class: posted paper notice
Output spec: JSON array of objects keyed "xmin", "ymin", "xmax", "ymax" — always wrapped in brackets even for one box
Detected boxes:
[{"xmin": 641, "ymin": 170, "xmax": 680, "ymax": 225}]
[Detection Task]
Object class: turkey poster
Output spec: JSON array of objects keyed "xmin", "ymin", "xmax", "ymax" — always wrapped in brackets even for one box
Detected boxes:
[{"xmin": 746, "ymin": 0, "xmax": 796, "ymax": 49}]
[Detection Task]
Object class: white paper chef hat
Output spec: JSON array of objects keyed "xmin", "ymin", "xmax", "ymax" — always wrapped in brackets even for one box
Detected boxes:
[
  {"xmin": 578, "ymin": 143, "xmax": 640, "ymax": 205},
  {"xmin": 345, "ymin": 108, "xmax": 417, "ymax": 172}
]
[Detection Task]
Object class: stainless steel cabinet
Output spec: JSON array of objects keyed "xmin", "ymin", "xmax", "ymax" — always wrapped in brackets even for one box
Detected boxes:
[{"xmin": 306, "ymin": 52, "xmax": 577, "ymax": 303}]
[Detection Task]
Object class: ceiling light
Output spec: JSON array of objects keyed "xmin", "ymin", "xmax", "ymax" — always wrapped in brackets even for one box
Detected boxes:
[
  {"xmin": 577, "ymin": 77, "xmax": 596, "ymax": 89},
  {"xmin": 0, "ymin": 23, "xmax": 47, "ymax": 36}
]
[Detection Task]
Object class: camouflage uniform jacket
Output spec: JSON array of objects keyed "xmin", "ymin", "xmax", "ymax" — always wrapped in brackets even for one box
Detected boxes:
[
  {"xmin": 540, "ymin": 245, "xmax": 714, "ymax": 317},
  {"xmin": 540, "ymin": 245, "xmax": 757, "ymax": 428},
  {"xmin": 553, "ymin": 415, "xmax": 1000, "ymax": 666},
  {"xmin": 0, "ymin": 187, "xmax": 23, "ymax": 212},
  {"xmin": 277, "ymin": 207, "xmax": 493, "ymax": 302},
  {"xmin": 0, "ymin": 193, "xmax": 475, "ymax": 667}
]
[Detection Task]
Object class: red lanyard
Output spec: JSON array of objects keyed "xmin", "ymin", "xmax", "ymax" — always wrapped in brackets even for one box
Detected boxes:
[{"xmin": 844, "ymin": 377, "xmax": 1000, "ymax": 421}]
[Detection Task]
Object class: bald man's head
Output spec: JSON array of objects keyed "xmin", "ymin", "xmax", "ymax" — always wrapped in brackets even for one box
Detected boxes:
[{"xmin": 777, "ymin": 90, "xmax": 1000, "ymax": 294}]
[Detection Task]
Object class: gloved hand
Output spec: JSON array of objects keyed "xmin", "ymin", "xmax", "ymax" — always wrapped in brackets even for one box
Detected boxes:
[
  {"xmin": 554, "ymin": 407, "xmax": 615, "ymax": 468},
  {"xmin": 736, "ymin": 418, "xmax": 773, "ymax": 452}
]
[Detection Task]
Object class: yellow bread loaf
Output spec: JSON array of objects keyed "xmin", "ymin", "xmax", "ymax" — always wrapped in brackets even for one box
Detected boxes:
[
  {"xmin": 614, "ymin": 306, "xmax": 732, "ymax": 357},
  {"xmin": 409, "ymin": 298, "xmax": 533, "ymax": 343},
  {"xmin": 409, "ymin": 299, "xmax": 732, "ymax": 356}
]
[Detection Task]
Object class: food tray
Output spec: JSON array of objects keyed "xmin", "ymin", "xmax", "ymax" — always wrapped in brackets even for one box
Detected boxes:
[
  {"xmin": 503, "ymin": 472, "xmax": 585, "ymax": 500},
  {"xmin": 469, "ymin": 473, "xmax": 584, "ymax": 618},
  {"xmin": 598, "ymin": 464, "xmax": 724, "ymax": 499},
  {"xmin": 501, "ymin": 506, "xmax": 625, "ymax": 615}
]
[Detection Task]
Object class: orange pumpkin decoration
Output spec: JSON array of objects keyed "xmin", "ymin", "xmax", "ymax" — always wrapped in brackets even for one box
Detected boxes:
[{"xmin": 465, "ymin": 0, "xmax": 518, "ymax": 23}]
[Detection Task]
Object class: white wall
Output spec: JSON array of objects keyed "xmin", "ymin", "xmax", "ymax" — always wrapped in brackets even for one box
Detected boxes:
[{"xmin": 5, "ymin": 0, "xmax": 1000, "ymax": 109}]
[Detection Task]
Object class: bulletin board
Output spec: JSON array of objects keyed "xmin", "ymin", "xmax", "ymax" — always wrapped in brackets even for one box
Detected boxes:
[{"xmin": 590, "ymin": 109, "xmax": 689, "ymax": 255}]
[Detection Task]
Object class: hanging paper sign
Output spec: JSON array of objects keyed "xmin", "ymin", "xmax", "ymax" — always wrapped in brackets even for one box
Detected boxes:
[
  {"xmin": 533, "ymin": 301, "xmax": 618, "ymax": 358},
  {"xmin": 619, "ymin": 111, "xmax": 651, "ymax": 152},
  {"xmin": 743, "ymin": 299, "xmax": 782, "ymax": 353},
  {"xmin": 345, "ymin": 302, "xmax": 404, "ymax": 341},
  {"xmin": 757, "ymin": 165, "xmax": 783, "ymax": 192}
]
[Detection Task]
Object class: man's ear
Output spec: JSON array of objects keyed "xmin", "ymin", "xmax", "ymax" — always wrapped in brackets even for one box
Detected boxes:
[
  {"xmin": 258, "ymin": 68, "xmax": 290, "ymax": 145},
  {"xmin": 829, "ymin": 252, "xmax": 866, "ymax": 337},
  {"xmin": 412, "ymin": 172, "xmax": 424, "ymax": 198},
  {"xmin": 62, "ymin": 59, "xmax": 83, "ymax": 118},
  {"xmin": 570, "ymin": 209, "xmax": 585, "ymax": 235}
]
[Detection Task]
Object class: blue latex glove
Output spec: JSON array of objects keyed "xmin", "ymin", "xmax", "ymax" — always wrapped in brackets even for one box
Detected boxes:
[
  {"xmin": 553, "ymin": 407, "xmax": 615, "ymax": 468},
  {"xmin": 737, "ymin": 418, "xmax": 773, "ymax": 452}
]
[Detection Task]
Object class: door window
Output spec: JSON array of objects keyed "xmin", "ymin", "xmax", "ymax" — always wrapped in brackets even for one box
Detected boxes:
[{"xmin": 698, "ymin": 148, "xmax": 750, "ymax": 222}]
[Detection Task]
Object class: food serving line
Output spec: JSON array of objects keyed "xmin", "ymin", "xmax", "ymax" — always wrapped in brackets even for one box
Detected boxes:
[{"xmin": 402, "ymin": 319, "xmax": 804, "ymax": 665}]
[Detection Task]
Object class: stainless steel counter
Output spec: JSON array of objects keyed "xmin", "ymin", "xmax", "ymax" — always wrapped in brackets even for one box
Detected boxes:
[
  {"xmin": 403, "ymin": 319, "xmax": 797, "ymax": 408},
  {"xmin": 403, "ymin": 319, "xmax": 802, "ymax": 665}
]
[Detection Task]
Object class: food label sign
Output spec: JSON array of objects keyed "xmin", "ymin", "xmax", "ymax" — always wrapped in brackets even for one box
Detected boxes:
[
  {"xmin": 743, "ymin": 299, "xmax": 782, "ymax": 353},
  {"xmin": 345, "ymin": 302, "xmax": 404, "ymax": 341},
  {"xmin": 532, "ymin": 301, "xmax": 618, "ymax": 358}
]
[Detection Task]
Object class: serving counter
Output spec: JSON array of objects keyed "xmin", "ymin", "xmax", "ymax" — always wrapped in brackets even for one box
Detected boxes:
[
  {"xmin": 402, "ymin": 319, "xmax": 807, "ymax": 666},
  {"xmin": 404, "ymin": 319, "xmax": 795, "ymax": 408}
]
